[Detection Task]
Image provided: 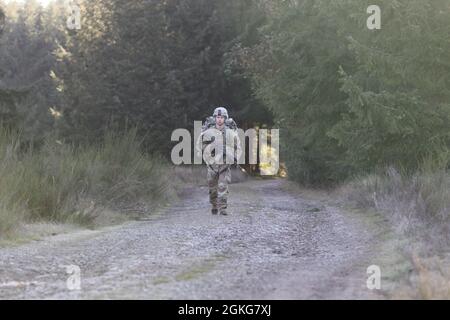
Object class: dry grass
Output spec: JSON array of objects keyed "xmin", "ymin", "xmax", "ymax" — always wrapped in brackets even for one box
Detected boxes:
[
  {"xmin": 341, "ymin": 167, "xmax": 450, "ymax": 248},
  {"xmin": 0, "ymin": 222, "xmax": 81, "ymax": 247},
  {"xmin": 0, "ymin": 127, "xmax": 175, "ymax": 240},
  {"xmin": 392, "ymin": 253, "xmax": 450, "ymax": 299},
  {"xmin": 340, "ymin": 166, "xmax": 450, "ymax": 299}
]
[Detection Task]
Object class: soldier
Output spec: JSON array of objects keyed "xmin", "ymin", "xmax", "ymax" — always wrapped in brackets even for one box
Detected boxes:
[{"xmin": 196, "ymin": 107, "xmax": 242, "ymax": 215}]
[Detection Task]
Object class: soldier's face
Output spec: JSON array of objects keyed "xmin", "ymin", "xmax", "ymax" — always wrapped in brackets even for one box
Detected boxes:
[{"xmin": 215, "ymin": 115, "xmax": 225, "ymax": 126}]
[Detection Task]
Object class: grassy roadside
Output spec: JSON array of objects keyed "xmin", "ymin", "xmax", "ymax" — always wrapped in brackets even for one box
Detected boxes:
[
  {"xmin": 279, "ymin": 179, "xmax": 413, "ymax": 299},
  {"xmin": 280, "ymin": 166, "xmax": 450, "ymax": 299},
  {"xmin": 0, "ymin": 127, "xmax": 176, "ymax": 245},
  {"xmin": 0, "ymin": 142, "xmax": 247, "ymax": 247},
  {"xmin": 340, "ymin": 167, "xmax": 450, "ymax": 299}
]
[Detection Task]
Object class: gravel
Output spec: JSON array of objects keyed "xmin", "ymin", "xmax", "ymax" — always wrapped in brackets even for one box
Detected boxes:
[{"xmin": 0, "ymin": 178, "xmax": 379, "ymax": 299}]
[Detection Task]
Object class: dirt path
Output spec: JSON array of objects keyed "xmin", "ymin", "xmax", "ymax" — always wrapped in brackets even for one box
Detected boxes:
[{"xmin": 0, "ymin": 178, "xmax": 381, "ymax": 299}]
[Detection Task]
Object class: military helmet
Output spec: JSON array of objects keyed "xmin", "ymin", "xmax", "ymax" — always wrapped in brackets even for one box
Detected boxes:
[{"xmin": 213, "ymin": 107, "xmax": 229, "ymax": 119}]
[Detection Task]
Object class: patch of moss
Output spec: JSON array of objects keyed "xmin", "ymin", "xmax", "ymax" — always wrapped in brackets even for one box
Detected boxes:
[{"xmin": 175, "ymin": 255, "xmax": 228, "ymax": 282}]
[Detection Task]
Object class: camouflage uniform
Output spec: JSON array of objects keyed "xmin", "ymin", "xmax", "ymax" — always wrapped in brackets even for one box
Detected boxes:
[
  {"xmin": 197, "ymin": 123, "xmax": 241, "ymax": 215},
  {"xmin": 207, "ymin": 163, "xmax": 231, "ymax": 214}
]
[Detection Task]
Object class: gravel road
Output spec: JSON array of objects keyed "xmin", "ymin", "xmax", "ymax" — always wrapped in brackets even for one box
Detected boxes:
[{"xmin": 0, "ymin": 178, "xmax": 380, "ymax": 299}]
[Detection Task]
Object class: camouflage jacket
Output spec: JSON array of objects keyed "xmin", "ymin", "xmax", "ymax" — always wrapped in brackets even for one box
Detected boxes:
[{"xmin": 196, "ymin": 118, "xmax": 242, "ymax": 168}]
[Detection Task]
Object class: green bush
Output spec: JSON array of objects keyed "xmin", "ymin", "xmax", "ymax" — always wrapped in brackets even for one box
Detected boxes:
[{"xmin": 242, "ymin": 0, "xmax": 450, "ymax": 185}]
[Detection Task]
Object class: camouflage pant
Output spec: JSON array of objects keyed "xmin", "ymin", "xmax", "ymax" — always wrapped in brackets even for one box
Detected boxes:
[{"xmin": 207, "ymin": 165, "xmax": 231, "ymax": 211}]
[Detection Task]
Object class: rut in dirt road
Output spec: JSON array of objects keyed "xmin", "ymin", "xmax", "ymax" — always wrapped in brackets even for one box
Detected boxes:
[{"xmin": 0, "ymin": 178, "xmax": 378, "ymax": 299}]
